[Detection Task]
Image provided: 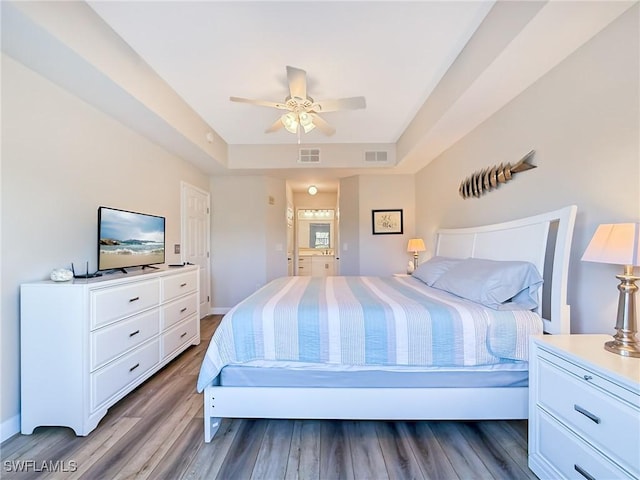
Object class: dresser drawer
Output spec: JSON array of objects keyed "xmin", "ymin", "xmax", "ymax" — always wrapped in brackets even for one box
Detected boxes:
[
  {"xmin": 161, "ymin": 293, "xmax": 198, "ymax": 329},
  {"xmin": 537, "ymin": 409, "xmax": 634, "ymax": 479},
  {"xmin": 162, "ymin": 270, "xmax": 197, "ymax": 302},
  {"xmin": 91, "ymin": 339, "xmax": 160, "ymax": 410},
  {"xmin": 538, "ymin": 355, "xmax": 640, "ymax": 474},
  {"xmin": 162, "ymin": 316, "xmax": 198, "ymax": 360},
  {"xmin": 91, "ymin": 279, "xmax": 160, "ymax": 329},
  {"xmin": 90, "ymin": 309, "xmax": 160, "ymax": 371}
]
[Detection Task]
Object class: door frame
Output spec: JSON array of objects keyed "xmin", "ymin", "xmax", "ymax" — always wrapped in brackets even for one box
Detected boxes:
[{"xmin": 180, "ymin": 181, "xmax": 211, "ymax": 316}]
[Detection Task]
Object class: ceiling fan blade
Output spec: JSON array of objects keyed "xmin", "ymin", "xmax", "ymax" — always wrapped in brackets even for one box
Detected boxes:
[
  {"xmin": 286, "ymin": 66, "xmax": 307, "ymax": 100},
  {"xmin": 230, "ymin": 96, "xmax": 288, "ymax": 110},
  {"xmin": 314, "ymin": 96, "xmax": 366, "ymax": 113},
  {"xmin": 310, "ymin": 113, "xmax": 336, "ymax": 136},
  {"xmin": 265, "ymin": 117, "xmax": 284, "ymax": 133}
]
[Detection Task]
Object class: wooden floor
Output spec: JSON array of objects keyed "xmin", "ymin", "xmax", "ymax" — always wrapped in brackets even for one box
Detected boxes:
[{"xmin": 1, "ymin": 316, "xmax": 537, "ymax": 480}]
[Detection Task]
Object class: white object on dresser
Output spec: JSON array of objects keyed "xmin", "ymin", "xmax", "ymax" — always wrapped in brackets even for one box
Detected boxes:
[
  {"xmin": 20, "ymin": 265, "xmax": 200, "ymax": 436},
  {"xmin": 529, "ymin": 334, "xmax": 640, "ymax": 480}
]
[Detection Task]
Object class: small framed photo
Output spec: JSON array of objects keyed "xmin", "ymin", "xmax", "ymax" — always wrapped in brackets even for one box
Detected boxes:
[{"xmin": 372, "ymin": 209, "xmax": 403, "ymax": 235}]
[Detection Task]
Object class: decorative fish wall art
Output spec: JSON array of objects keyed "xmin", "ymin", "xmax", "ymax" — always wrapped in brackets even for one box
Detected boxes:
[{"xmin": 459, "ymin": 150, "xmax": 537, "ymax": 199}]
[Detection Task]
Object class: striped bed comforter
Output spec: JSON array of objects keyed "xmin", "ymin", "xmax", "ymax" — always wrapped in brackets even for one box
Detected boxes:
[{"xmin": 196, "ymin": 276, "xmax": 543, "ymax": 392}]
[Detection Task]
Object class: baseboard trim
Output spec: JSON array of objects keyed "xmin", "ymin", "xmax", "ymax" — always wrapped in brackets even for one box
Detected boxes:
[
  {"xmin": 1, "ymin": 414, "xmax": 20, "ymax": 444},
  {"xmin": 211, "ymin": 307, "xmax": 230, "ymax": 315}
]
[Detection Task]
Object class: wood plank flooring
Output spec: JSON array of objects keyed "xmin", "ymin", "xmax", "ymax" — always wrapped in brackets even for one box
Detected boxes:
[{"xmin": 1, "ymin": 316, "xmax": 537, "ymax": 479}]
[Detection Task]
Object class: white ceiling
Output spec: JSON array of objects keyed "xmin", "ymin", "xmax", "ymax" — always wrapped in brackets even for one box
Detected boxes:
[
  {"xmin": 87, "ymin": 1, "xmax": 493, "ymax": 147},
  {"xmin": 4, "ymin": 1, "xmax": 633, "ymax": 193}
]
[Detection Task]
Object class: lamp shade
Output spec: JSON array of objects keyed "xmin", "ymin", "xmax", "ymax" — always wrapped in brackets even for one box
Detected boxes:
[
  {"xmin": 407, "ymin": 238, "xmax": 426, "ymax": 253},
  {"xmin": 582, "ymin": 223, "xmax": 640, "ymax": 266}
]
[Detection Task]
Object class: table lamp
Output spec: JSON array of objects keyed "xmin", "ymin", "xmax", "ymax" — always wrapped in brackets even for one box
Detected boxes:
[
  {"xmin": 407, "ymin": 238, "xmax": 426, "ymax": 272},
  {"xmin": 581, "ymin": 223, "xmax": 640, "ymax": 357}
]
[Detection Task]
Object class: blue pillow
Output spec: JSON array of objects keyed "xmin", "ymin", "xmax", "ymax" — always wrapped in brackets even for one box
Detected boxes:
[
  {"xmin": 431, "ymin": 258, "xmax": 543, "ymax": 310},
  {"xmin": 412, "ymin": 256, "xmax": 463, "ymax": 286}
]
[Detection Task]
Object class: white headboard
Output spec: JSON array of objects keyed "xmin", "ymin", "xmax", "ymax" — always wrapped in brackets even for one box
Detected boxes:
[{"xmin": 434, "ymin": 205, "xmax": 577, "ymax": 334}]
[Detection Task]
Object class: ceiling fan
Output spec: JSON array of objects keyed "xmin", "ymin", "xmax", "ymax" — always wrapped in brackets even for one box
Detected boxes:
[{"xmin": 230, "ymin": 66, "xmax": 366, "ymax": 137}]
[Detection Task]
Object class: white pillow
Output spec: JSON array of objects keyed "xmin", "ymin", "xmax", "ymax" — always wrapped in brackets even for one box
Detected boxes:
[
  {"xmin": 412, "ymin": 256, "xmax": 463, "ymax": 286},
  {"xmin": 431, "ymin": 258, "xmax": 543, "ymax": 310}
]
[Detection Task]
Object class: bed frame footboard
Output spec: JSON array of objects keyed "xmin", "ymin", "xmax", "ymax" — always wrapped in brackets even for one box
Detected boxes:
[{"xmin": 203, "ymin": 384, "xmax": 528, "ymax": 442}]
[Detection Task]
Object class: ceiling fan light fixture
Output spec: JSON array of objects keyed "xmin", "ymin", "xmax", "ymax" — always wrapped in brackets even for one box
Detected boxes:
[
  {"xmin": 231, "ymin": 66, "xmax": 366, "ymax": 137},
  {"xmin": 281, "ymin": 112, "xmax": 298, "ymax": 133},
  {"xmin": 299, "ymin": 112, "xmax": 315, "ymax": 133}
]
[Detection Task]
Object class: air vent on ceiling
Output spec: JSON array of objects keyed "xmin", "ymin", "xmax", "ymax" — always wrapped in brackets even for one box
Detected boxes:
[
  {"xmin": 299, "ymin": 148, "xmax": 320, "ymax": 164},
  {"xmin": 364, "ymin": 151, "xmax": 388, "ymax": 163}
]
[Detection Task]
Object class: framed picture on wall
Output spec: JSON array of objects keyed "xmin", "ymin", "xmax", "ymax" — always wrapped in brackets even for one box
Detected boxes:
[{"xmin": 372, "ymin": 209, "xmax": 403, "ymax": 235}]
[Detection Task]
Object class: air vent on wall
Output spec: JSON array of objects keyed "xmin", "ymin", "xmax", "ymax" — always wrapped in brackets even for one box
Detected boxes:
[
  {"xmin": 364, "ymin": 151, "xmax": 388, "ymax": 163},
  {"xmin": 299, "ymin": 148, "xmax": 320, "ymax": 163}
]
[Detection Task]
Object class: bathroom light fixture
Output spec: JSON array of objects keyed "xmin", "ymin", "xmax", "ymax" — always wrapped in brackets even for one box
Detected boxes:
[
  {"xmin": 582, "ymin": 222, "xmax": 640, "ymax": 357},
  {"xmin": 407, "ymin": 238, "xmax": 426, "ymax": 271},
  {"xmin": 307, "ymin": 185, "xmax": 318, "ymax": 195}
]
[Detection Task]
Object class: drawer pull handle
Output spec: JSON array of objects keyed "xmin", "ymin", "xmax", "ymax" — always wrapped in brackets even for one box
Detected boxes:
[
  {"xmin": 180, "ymin": 283, "xmax": 187, "ymax": 287},
  {"xmin": 129, "ymin": 363, "xmax": 140, "ymax": 372},
  {"xmin": 574, "ymin": 464, "xmax": 596, "ymax": 480},
  {"xmin": 574, "ymin": 404, "xmax": 601, "ymax": 424},
  {"xmin": 180, "ymin": 332, "xmax": 187, "ymax": 338},
  {"xmin": 180, "ymin": 307, "xmax": 188, "ymax": 313},
  {"xmin": 583, "ymin": 375, "xmax": 593, "ymax": 381},
  {"xmin": 129, "ymin": 296, "xmax": 140, "ymax": 303},
  {"xmin": 129, "ymin": 330, "xmax": 140, "ymax": 337}
]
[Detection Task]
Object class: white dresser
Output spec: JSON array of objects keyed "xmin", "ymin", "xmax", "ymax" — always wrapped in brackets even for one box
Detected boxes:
[
  {"xmin": 529, "ymin": 335, "xmax": 640, "ymax": 480},
  {"xmin": 20, "ymin": 265, "xmax": 200, "ymax": 436}
]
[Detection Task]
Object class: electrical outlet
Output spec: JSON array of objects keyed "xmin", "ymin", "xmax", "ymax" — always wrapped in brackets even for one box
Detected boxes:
[{"xmin": 174, "ymin": 244, "xmax": 180, "ymax": 254}]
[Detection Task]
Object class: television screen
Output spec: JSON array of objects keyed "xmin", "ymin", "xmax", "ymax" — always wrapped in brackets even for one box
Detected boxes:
[{"xmin": 98, "ymin": 206, "xmax": 165, "ymax": 271}]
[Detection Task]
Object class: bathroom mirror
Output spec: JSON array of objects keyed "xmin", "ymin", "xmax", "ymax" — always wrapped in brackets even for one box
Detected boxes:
[{"xmin": 297, "ymin": 209, "xmax": 334, "ymax": 250}]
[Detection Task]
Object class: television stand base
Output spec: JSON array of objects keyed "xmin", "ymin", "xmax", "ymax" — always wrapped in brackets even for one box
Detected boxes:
[{"xmin": 142, "ymin": 265, "xmax": 159, "ymax": 270}]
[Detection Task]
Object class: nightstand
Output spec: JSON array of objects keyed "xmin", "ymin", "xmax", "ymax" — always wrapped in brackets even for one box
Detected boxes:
[{"xmin": 529, "ymin": 335, "xmax": 640, "ymax": 479}]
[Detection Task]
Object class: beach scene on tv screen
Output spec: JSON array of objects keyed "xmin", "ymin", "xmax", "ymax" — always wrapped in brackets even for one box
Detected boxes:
[{"xmin": 99, "ymin": 209, "xmax": 165, "ymax": 269}]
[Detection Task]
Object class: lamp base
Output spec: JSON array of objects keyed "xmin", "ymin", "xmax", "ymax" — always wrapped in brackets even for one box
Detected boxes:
[
  {"xmin": 605, "ymin": 339, "xmax": 640, "ymax": 358},
  {"xmin": 604, "ymin": 269, "xmax": 640, "ymax": 358}
]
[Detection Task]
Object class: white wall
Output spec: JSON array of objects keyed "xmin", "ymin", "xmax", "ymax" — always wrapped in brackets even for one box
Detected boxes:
[
  {"xmin": 292, "ymin": 192, "xmax": 337, "ymax": 210},
  {"xmin": 359, "ymin": 175, "xmax": 416, "ymax": 276},
  {"xmin": 414, "ymin": 6, "xmax": 639, "ymax": 334},
  {"xmin": 210, "ymin": 175, "xmax": 287, "ymax": 310},
  {"xmin": 338, "ymin": 176, "xmax": 360, "ymax": 275},
  {"xmin": 0, "ymin": 54, "xmax": 210, "ymax": 440},
  {"xmin": 264, "ymin": 176, "xmax": 289, "ymax": 282},
  {"xmin": 338, "ymin": 174, "xmax": 416, "ymax": 276}
]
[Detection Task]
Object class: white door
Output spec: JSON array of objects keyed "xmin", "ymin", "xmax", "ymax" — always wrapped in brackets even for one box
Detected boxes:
[{"xmin": 181, "ymin": 182, "xmax": 210, "ymax": 316}]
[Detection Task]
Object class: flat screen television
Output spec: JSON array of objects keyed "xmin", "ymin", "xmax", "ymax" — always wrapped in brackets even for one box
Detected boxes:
[{"xmin": 98, "ymin": 206, "xmax": 165, "ymax": 272}]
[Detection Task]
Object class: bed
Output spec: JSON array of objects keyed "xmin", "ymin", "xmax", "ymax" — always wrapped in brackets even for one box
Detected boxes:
[{"xmin": 198, "ymin": 205, "xmax": 577, "ymax": 442}]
